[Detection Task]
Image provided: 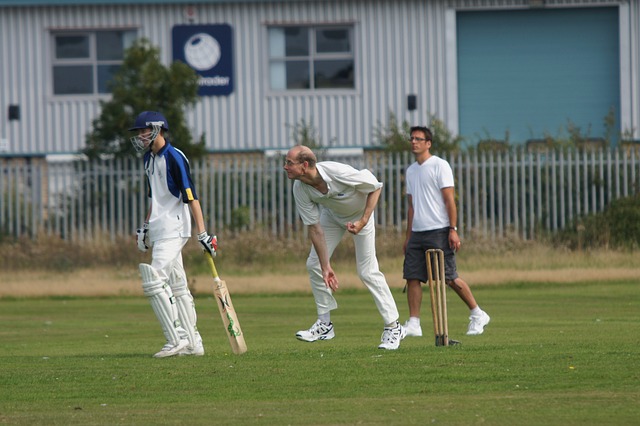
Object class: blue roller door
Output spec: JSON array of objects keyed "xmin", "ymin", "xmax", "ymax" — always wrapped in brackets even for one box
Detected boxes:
[{"xmin": 457, "ymin": 7, "xmax": 620, "ymax": 145}]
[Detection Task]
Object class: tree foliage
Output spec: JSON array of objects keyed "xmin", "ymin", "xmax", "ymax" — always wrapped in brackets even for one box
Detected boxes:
[
  {"xmin": 84, "ymin": 38, "xmax": 206, "ymax": 160},
  {"xmin": 429, "ymin": 115, "xmax": 463, "ymax": 156},
  {"xmin": 374, "ymin": 111, "xmax": 462, "ymax": 156},
  {"xmin": 287, "ymin": 118, "xmax": 333, "ymax": 159},
  {"xmin": 373, "ymin": 111, "xmax": 412, "ymax": 153}
]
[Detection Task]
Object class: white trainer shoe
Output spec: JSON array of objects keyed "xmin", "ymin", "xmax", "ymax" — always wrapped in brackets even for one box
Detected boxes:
[
  {"xmin": 378, "ymin": 322, "xmax": 407, "ymax": 350},
  {"xmin": 403, "ymin": 320, "xmax": 423, "ymax": 337},
  {"xmin": 179, "ymin": 337, "xmax": 205, "ymax": 356},
  {"xmin": 153, "ymin": 339, "xmax": 189, "ymax": 358},
  {"xmin": 296, "ymin": 320, "xmax": 335, "ymax": 342},
  {"xmin": 467, "ymin": 311, "xmax": 491, "ymax": 335}
]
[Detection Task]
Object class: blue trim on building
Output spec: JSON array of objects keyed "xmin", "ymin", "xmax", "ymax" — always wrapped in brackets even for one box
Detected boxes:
[{"xmin": 0, "ymin": 0, "xmax": 310, "ymax": 6}]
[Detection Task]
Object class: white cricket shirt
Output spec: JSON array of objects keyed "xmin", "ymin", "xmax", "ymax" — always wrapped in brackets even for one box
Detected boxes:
[
  {"xmin": 293, "ymin": 161, "xmax": 383, "ymax": 225},
  {"xmin": 143, "ymin": 143, "xmax": 196, "ymax": 242}
]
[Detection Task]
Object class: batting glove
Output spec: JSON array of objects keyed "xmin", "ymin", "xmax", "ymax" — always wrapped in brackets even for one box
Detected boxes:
[
  {"xmin": 198, "ymin": 231, "xmax": 218, "ymax": 257},
  {"xmin": 136, "ymin": 222, "xmax": 150, "ymax": 252}
]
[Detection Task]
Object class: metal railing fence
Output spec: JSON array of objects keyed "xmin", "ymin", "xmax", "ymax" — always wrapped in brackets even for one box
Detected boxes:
[{"xmin": 1, "ymin": 147, "xmax": 639, "ymax": 242}]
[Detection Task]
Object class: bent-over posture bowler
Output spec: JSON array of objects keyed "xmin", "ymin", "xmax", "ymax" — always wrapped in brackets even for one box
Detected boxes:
[{"xmin": 284, "ymin": 145, "xmax": 406, "ymax": 350}]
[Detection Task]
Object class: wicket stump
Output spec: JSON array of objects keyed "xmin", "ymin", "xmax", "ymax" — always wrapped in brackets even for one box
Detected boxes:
[{"xmin": 426, "ymin": 249, "xmax": 449, "ymax": 346}]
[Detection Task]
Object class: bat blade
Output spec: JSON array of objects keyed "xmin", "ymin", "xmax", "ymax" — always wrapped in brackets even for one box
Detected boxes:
[{"xmin": 205, "ymin": 253, "xmax": 247, "ymax": 355}]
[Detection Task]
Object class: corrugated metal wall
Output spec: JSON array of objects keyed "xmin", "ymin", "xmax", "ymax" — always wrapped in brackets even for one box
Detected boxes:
[{"xmin": 0, "ymin": 0, "xmax": 638, "ymax": 155}]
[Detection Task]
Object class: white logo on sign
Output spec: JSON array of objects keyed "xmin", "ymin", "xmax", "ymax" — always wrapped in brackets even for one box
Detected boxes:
[{"xmin": 184, "ymin": 33, "xmax": 221, "ymax": 71}]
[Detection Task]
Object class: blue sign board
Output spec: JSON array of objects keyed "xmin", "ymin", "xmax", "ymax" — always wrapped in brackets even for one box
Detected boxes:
[{"xmin": 172, "ymin": 24, "xmax": 234, "ymax": 96}]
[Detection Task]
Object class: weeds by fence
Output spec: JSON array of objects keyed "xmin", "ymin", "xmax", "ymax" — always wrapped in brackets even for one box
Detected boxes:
[{"xmin": 1, "ymin": 147, "xmax": 639, "ymax": 242}]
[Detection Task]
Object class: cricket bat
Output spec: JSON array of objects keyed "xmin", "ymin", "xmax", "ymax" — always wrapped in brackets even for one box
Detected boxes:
[{"xmin": 205, "ymin": 252, "xmax": 247, "ymax": 355}]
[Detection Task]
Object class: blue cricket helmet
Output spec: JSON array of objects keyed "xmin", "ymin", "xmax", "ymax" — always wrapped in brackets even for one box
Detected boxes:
[{"xmin": 129, "ymin": 111, "xmax": 169, "ymax": 131}]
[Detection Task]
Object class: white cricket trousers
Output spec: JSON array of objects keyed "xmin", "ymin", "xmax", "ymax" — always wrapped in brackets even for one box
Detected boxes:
[
  {"xmin": 151, "ymin": 237, "xmax": 189, "ymax": 287},
  {"xmin": 151, "ymin": 237, "xmax": 199, "ymax": 345},
  {"xmin": 305, "ymin": 211, "xmax": 399, "ymax": 325}
]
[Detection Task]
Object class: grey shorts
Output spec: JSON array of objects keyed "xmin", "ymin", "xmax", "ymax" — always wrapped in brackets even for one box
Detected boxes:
[{"xmin": 403, "ymin": 227, "xmax": 458, "ymax": 283}]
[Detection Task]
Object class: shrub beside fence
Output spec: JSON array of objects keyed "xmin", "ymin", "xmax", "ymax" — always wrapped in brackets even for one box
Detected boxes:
[{"xmin": 1, "ymin": 148, "xmax": 639, "ymax": 242}]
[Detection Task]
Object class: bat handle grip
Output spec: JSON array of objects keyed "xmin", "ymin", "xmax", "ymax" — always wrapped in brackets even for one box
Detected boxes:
[{"xmin": 205, "ymin": 251, "xmax": 220, "ymax": 280}]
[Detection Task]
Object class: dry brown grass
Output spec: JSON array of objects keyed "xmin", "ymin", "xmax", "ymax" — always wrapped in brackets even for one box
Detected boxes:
[{"xmin": 2, "ymin": 230, "xmax": 638, "ymax": 297}]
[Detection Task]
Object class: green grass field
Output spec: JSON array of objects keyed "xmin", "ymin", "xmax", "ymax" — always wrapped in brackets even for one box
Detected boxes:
[{"xmin": 0, "ymin": 280, "xmax": 638, "ymax": 425}]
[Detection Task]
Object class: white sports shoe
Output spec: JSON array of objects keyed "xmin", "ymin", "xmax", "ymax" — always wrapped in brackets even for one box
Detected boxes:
[
  {"xmin": 378, "ymin": 322, "xmax": 407, "ymax": 350},
  {"xmin": 403, "ymin": 320, "xmax": 423, "ymax": 337},
  {"xmin": 153, "ymin": 339, "xmax": 189, "ymax": 358},
  {"xmin": 179, "ymin": 337, "xmax": 205, "ymax": 356},
  {"xmin": 296, "ymin": 320, "xmax": 335, "ymax": 342},
  {"xmin": 467, "ymin": 311, "xmax": 491, "ymax": 335}
]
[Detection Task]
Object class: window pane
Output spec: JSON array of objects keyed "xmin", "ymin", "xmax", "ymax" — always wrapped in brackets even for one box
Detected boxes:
[
  {"xmin": 316, "ymin": 28, "xmax": 351, "ymax": 53},
  {"xmin": 269, "ymin": 61, "xmax": 287, "ymax": 89},
  {"xmin": 97, "ymin": 31, "xmax": 126, "ymax": 60},
  {"xmin": 314, "ymin": 60, "xmax": 354, "ymax": 89},
  {"xmin": 98, "ymin": 64, "xmax": 120, "ymax": 93},
  {"xmin": 284, "ymin": 27, "xmax": 308, "ymax": 56},
  {"xmin": 285, "ymin": 61, "xmax": 310, "ymax": 89},
  {"xmin": 268, "ymin": 28, "xmax": 286, "ymax": 57},
  {"xmin": 122, "ymin": 31, "xmax": 137, "ymax": 51},
  {"xmin": 55, "ymin": 35, "xmax": 90, "ymax": 59},
  {"xmin": 53, "ymin": 65, "xmax": 93, "ymax": 94}
]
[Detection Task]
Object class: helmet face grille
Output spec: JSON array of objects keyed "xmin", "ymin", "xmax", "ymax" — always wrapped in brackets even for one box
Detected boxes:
[{"xmin": 130, "ymin": 124, "xmax": 161, "ymax": 152}]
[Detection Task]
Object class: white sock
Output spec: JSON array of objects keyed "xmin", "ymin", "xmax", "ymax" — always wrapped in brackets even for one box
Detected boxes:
[
  {"xmin": 470, "ymin": 306, "xmax": 482, "ymax": 316},
  {"xmin": 318, "ymin": 313, "xmax": 331, "ymax": 324},
  {"xmin": 408, "ymin": 317, "xmax": 420, "ymax": 326}
]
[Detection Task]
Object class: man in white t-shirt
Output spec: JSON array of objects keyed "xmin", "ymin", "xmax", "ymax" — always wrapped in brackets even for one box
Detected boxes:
[
  {"xmin": 284, "ymin": 145, "xmax": 405, "ymax": 350},
  {"xmin": 403, "ymin": 126, "xmax": 490, "ymax": 338}
]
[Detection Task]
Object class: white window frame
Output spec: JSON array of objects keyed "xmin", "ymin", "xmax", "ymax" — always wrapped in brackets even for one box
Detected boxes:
[
  {"xmin": 50, "ymin": 29, "xmax": 137, "ymax": 98},
  {"xmin": 266, "ymin": 24, "xmax": 356, "ymax": 94}
]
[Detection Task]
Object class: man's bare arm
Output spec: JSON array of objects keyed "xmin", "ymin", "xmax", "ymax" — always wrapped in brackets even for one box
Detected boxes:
[
  {"xmin": 308, "ymin": 222, "xmax": 339, "ymax": 291},
  {"xmin": 441, "ymin": 187, "xmax": 460, "ymax": 251},
  {"xmin": 347, "ymin": 188, "xmax": 381, "ymax": 235}
]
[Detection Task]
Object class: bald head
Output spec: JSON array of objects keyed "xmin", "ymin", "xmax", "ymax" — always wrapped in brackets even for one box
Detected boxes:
[{"xmin": 287, "ymin": 145, "xmax": 317, "ymax": 168}]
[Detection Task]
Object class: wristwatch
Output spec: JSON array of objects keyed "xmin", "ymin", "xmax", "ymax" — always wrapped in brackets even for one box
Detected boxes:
[{"xmin": 449, "ymin": 226, "xmax": 458, "ymax": 231}]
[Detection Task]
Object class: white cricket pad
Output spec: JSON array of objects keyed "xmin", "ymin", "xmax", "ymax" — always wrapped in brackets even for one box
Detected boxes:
[
  {"xmin": 139, "ymin": 263, "xmax": 159, "ymax": 285},
  {"xmin": 170, "ymin": 270, "xmax": 199, "ymax": 349},
  {"xmin": 139, "ymin": 263, "xmax": 183, "ymax": 345}
]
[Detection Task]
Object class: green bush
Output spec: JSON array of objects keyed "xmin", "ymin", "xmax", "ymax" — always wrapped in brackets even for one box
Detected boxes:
[
  {"xmin": 374, "ymin": 111, "xmax": 462, "ymax": 156},
  {"xmin": 556, "ymin": 194, "xmax": 640, "ymax": 250},
  {"xmin": 604, "ymin": 195, "xmax": 640, "ymax": 249},
  {"xmin": 230, "ymin": 206, "xmax": 251, "ymax": 233},
  {"xmin": 373, "ymin": 111, "xmax": 411, "ymax": 153}
]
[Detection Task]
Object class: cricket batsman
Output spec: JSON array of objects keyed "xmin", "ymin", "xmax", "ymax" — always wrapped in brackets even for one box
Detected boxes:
[{"xmin": 130, "ymin": 111, "xmax": 217, "ymax": 358}]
